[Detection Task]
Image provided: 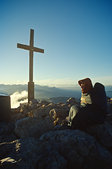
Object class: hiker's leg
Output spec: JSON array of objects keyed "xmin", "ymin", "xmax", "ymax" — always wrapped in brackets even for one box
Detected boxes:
[
  {"xmin": 71, "ymin": 107, "xmax": 89, "ymax": 129},
  {"xmin": 68, "ymin": 105, "xmax": 79, "ymax": 126}
]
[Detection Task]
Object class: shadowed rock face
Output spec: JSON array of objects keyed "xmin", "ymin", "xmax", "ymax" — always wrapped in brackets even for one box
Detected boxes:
[{"xmin": 1, "ymin": 98, "xmax": 112, "ymax": 169}]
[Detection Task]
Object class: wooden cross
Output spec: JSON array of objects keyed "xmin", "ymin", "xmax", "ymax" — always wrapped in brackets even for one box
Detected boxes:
[{"xmin": 17, "ymin": 29, "xmax": 44, "ymax": 102}]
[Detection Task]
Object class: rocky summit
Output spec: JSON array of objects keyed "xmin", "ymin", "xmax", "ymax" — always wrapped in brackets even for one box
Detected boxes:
[{"xmin": 0, "ymin": 97, "xmax": 112, "ymax": 169}]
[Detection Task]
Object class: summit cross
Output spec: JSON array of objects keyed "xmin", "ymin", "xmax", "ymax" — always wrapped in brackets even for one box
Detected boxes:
[{"xmin": 17, "ymin": 29, "xmax": 44, "ymax": 102}]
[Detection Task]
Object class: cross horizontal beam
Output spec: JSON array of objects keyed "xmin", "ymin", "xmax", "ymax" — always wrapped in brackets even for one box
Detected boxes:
[{"xmin": 17, "ymin": 43, "xmax": 44, "ymax": 53}]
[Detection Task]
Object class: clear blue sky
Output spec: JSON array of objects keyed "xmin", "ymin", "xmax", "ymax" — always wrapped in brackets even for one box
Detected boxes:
[{"xmin": 0, "ymin": 0, "xmax": 112, "ymax": 87}]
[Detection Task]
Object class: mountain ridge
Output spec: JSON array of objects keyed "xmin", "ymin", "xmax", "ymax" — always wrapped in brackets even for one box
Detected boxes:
[{"xmin": 0, "ymin": 84, "xmax": 112, "ymax": 99}]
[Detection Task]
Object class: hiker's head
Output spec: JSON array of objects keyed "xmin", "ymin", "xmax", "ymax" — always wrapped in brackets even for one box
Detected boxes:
[{"xmin": 78, "ymin": 78, "xmax": 93, "ymax": 93}]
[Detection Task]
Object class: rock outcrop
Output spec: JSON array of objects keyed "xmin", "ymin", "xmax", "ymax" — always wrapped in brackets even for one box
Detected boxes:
[{"xmin": 0, "ymin": 97, "xmax": 112, "ymax": 169}]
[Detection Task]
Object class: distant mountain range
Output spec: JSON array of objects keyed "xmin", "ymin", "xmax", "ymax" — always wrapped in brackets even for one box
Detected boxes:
[
  {"xmin": 0, "ymin": 84, "xmax": 81, "ymax": 100},
  {"xmin": 0, "ymin": 84, "xmax": 112, "ymax": 100},
  {"xmin": 105, "ymin": 86, "xmax": 112, "ymax": 98}
]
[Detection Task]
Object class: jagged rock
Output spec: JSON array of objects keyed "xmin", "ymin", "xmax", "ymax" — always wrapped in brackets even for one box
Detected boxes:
[
  {"xmin": 49, "ymin": 103, "xmax": 69, "ymax": 125},
  {"xmin": 86, "ymin": 121, "xmax": 112, "ymax": 150},
  {"xmin": 38, "ymin": 100, "xmax": 50, "ymax": 107},
  {"xmin": 14, "ymin": 117, "xmax": 54, "ymax": 138},
  {"xmin": 48, "ymin": 97, "xmax": 69, "ymax": 104},
  {"xmin": 0, "ymin": 138, "xmax": 39, "ymax": 169},
  {"xmin": 32, "ymin": 107, "xmax": 51, "ymax": 119},
  {"xmin": 0, "ymin": 157, "xmax": 18, "ymax": 169},
  {"xmin": 32, "ymin": 102, "xmax": 68, "ymax": 120},
  {"xmin": 29, "ymin": 99, "xmax": 38, "ymax": 105},
  {"xmin": 49, "ymin": 105, "xmax": 69, "ymax": 125},
  {"xmin": 47, "ymin": 102, "xmax": 56, "ymax": 107},
  {"xmin": 66, "ymin": 97, "xmax": 79, "ymax": 107},
  {"xmin": 40, "ymin": 129, "xmax": 112, "ymax": 169},
  {"xmin": 28, "ymin": 99, "xmax": 38, "ymax": 110},
  {"xmin": 19, "ymin": 103, "xmax": 29, "ymax": 113}
]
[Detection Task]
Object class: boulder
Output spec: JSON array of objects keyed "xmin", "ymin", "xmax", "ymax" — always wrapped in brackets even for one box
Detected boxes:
[
  {"xmin": 14, "ymin": 117, "xmax": 54, "ymax": 138},
  {"xmin": 86, "ymin": 121, "xmax": 112, "ymax": 150},
  {"xmin": 40, "ymin": 129, "xmax": 112, "ymax": 169}
]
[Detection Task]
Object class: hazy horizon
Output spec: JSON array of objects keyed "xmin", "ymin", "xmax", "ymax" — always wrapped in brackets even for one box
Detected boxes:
[
  {"xmin": 0, "ymin": 76, "xmax": 112, "ymax": 88},
  {"xmin": 0, "ymin": 83, "xmax": 112, "ymax": 108}
]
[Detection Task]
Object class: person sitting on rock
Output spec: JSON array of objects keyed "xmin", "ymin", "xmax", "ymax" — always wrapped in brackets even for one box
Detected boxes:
[{"xmin": 67, "ymin": 78, "xmax": 107, "ymax": 130}]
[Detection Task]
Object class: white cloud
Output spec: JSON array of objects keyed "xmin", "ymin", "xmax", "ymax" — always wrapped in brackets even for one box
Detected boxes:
[{"xmin": 11, "ymin": 91, "xmax": 28, "ymax": 108}]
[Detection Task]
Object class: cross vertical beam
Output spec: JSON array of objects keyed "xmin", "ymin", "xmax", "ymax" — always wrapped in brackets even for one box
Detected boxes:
[
  {"xmin": 28, "ymin": 29, "xmax": 34, "ymax": 102},
  {"xmin": 29, "ymin": 29, "xmax": 34, "ymax": 82}
]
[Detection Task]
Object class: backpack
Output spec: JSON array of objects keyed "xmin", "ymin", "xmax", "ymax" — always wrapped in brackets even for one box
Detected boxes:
[{"xmin": 92, "ymin": 82, "xmax": 107, "ymax": 113}]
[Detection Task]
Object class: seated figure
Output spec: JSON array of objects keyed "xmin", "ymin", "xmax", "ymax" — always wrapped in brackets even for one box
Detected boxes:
[{"xmin": 68, "ymin": 78, "xmax": 107, "ymax": 129}]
